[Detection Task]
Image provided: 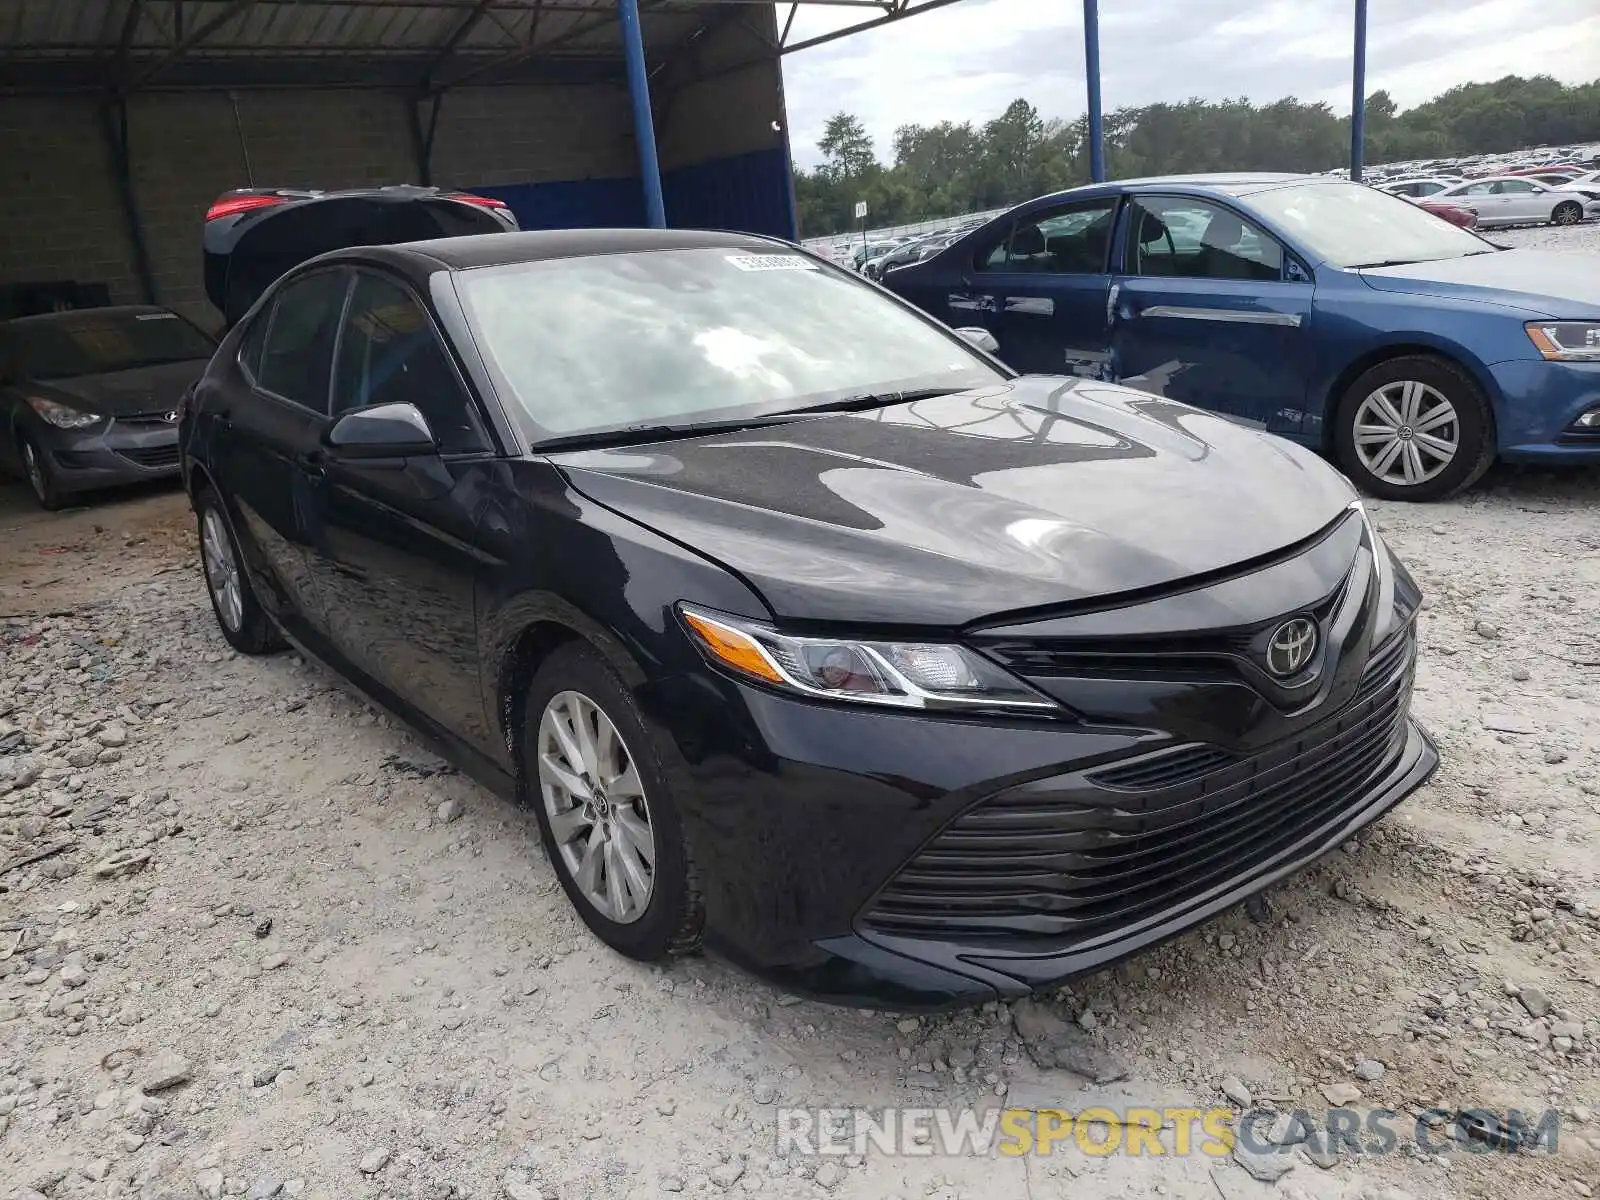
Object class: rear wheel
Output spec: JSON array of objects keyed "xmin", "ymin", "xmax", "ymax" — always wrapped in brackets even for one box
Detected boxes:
[
  {"xmin": 1333, "ymin": 355, "xmax": 1494, "ymax": 502},
  {"xmin": 1552, "ymin": 200, "xmax": 1583, "ymax": 226},
  {"xmin": 523, "ymin": 641, "xmax": 702, "ymax": 961},
  {"xmin": 196, "ymin": 486, "xmax": 285, "ymax": 655},
  {"xmin": 18, "ymin": 434, "xmax": 65, "ymax": 511}
]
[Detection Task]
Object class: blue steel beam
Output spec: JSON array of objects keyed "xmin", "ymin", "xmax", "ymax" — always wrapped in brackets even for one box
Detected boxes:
[
  {"xmin": 1350, "ymin": 0, "xmax": 1368, "ymax": 181},
  {"xmin": 1083, "ymin": 0, "xmax": 1104, "ymax": 182},
  {"xmin": 618, "ymin": 0, "xmax": 667, "ymax": 228}
]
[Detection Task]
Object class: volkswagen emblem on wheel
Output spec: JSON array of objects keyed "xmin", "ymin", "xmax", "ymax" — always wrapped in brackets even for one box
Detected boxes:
[{"xmin": 1266, "ymin": 617, "xmax": 1318, "ymax": 677}]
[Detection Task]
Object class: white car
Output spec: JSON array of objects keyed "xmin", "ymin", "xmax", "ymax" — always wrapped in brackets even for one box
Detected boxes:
[
  {"xmin": 1433, "ymin": 176, "xmax": 1597, "ymax": 227},
  {"xmin": 1556, "ymin": 170, "xmax": 1600, "ymax": 191},
  {"xmin": 1380, "ymin": 176, "xmax": 1457, "ymax": 198}
]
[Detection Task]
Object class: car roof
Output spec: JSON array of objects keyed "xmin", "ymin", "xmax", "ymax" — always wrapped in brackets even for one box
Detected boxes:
[
  {"xmin": 1015, "ymin": 173, "xmax": 1334, "ymax": 212},
  {"xmin": 3, "ymin": 304, "xmax": 176, "ymax": 329},
  {"xmin": 333, "ymin": 227, "xmax": 790, "ymax": 274}
]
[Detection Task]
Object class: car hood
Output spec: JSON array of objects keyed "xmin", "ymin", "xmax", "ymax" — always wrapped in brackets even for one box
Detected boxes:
[
  {"xmin": 551, "ymin": 377, "xmax": 1357, "ymax": 627},
  {"xmin": 1358, "ymin": 248, "xmax": 1600, "ymax": 317},
  {"xmin": 26, "ymin": 359, "xmax": 207, "ymax": 417}
]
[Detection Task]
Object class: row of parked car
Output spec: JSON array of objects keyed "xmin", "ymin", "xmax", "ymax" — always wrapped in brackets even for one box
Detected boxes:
[
  {"xmin": 0, "ymin": 171, "xmax": 1594, "ymax": 1007},
  {"xmin": 1378, "ymin": 164, "xmax": 1600, "ymax": 229}
]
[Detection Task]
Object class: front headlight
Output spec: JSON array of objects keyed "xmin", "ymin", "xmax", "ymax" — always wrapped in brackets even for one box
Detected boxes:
[
  {"xmin": 677, "ymin": 604, "xmax": 1057, "ymax": 713},
  {"xmin": 26, "ymin": 396, "xmax": 103, "ymax": 429},
  {"xmin": 1525, "ymin": 321, "xmax": 1600, "ymax": 362}
]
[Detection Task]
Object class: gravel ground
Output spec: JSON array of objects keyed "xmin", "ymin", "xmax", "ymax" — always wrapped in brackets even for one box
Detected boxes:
[{"xmin": 2, "ymin": 223, "xmax": 1598, "ymax": 1200}]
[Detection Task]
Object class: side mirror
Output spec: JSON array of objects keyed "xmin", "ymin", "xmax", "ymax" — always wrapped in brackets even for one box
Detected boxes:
[
  {"xmin": 954, "ymin": 326, "xmax": 1000, "ymax": 355},
  {"xmin": 326, "ymin": 402, "xmax": 438, "ymax": 460}
]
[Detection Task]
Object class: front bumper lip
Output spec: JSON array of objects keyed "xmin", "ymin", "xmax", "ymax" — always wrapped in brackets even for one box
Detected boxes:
[{"xmin": 713, "ymin": 717, "xmax": 1436, "ymax": 1010}]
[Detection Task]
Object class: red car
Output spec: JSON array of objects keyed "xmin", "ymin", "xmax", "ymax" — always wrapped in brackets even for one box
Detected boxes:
[{"xmin": 1416, "ymin": 199, "xmax": 1479, "ymax": 229}]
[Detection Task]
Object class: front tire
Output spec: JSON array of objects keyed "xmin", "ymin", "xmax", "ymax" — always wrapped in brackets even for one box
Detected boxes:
[
  {"xmin": 195, "ymin": 486, "xmax": 285, "ymax": 655},
  {"xmin": 18, "ymin": 434, "xmax": 66, "ymax": 511},
  {"xmin": 523, "ymin": 641, "xmax": 702, "ymax": 961},
  {"xmin": 1552, "ymin": 200, "xmax": 1583, "ymax": 227},
  {"xmin": 1333, "ymin": 355, "xmax": 1494, "ymax": 502}
]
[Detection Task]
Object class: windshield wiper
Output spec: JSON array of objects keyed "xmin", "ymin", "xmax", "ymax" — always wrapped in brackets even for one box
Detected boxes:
[
  {"xmin": 1347, "ymin": 258, "xmax": 1421, "ymax": 269},
  {"xmin": 532, "ymin": 413, "xmax": 799, "ymax": 453},
  {"xmin": 775, "ymin": 385, "xmax": 966, "ymax": 416}
]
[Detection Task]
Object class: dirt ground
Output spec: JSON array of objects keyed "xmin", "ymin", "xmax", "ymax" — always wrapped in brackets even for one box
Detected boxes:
[{"xmin": 4, "ymin": 228, "xmax": 1599, "ymax": 1200}]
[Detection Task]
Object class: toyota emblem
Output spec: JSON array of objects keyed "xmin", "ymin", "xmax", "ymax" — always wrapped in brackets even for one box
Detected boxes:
[{"xmin": 1266, "ymin": 618, "xmax": 1318, "ymax": 677}]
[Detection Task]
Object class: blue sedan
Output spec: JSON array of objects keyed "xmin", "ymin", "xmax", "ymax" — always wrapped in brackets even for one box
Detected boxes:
[{"xmin": 882, "ymin": 174, "xmax": 1600, "ymax": 500}]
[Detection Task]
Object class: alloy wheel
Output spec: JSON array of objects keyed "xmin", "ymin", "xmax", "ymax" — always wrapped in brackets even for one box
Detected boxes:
[
  {"xmin": 201, "ymin": 507, "xmax": 243, "ymax": 633},
  {"xmin": 537, "ymin": 689, "xmax": 656, "ymax": 924},
  {"xmin": 1553, "ymin": 202, "xmax": 1582, "ymax": 226},
  {"xmin": 1352, "ymin": 380, "xmax": 1460, "ymax": 488},
  {"xmin": 20, "ymin": 440, "xmax": 46, "ymax": 504}
]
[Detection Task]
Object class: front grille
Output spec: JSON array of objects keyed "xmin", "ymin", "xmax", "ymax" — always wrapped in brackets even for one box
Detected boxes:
[
  {"xmin": 117, "ymin": 444, "xmax": 180, "ymax": 469},
  {"xmin": 1089, "ymin": 746, "xmax": 1235, "ymax": 791},
  {"xmin": 861, "ymin": 629, "xmax": 1416, "ymax": 943}
]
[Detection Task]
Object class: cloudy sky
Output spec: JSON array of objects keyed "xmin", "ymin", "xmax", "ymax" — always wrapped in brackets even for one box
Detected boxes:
[{"xmin": 780, "ymin": 0, "xmax": 1600, "ymax": 168}]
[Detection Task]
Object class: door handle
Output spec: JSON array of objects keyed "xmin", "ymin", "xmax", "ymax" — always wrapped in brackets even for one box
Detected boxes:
[
  {"xmin": 296, "ymin": 449, "xmax": 326, "ymax": 480},
  {"xmin": 1106, "ymin": 282, "xmax": 1121, "ymax": 325}
]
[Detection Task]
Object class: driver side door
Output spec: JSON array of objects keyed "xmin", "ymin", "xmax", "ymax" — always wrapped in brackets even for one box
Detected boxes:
[{"xmin": 309, "ymin": 269, "xmax": 502, "ymax": 755}]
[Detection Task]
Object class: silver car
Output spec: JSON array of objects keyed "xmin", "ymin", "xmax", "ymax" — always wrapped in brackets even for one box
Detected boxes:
[{"xmin": 1433, "ymin": 176, "xmax": 1596, "ymax": 227}]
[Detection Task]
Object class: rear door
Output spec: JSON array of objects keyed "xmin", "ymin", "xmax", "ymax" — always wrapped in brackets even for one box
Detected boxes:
[
  {"xmin": 213, "ymin": 268, "xmax": 350, "ymax": 648},
  {"xmin": 950, "ymin": 197, "xmax": 1120, "ymax": 377},
  {"xmin": 1109, "ymin": 194, "xmax": 1312, "ymax": 431},
  {"xmin": 311, "ymin": 269, "xmax": 499, "ymax": 754},
  {"xmin": 1452, "ymin": 180, "xmax": 1504, "ymax": 223}
]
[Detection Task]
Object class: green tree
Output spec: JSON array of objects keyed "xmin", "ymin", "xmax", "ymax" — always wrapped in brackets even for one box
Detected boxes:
[{"xmin": 793, "ymin": 76, "xmax": 1600, "ymax": 238}]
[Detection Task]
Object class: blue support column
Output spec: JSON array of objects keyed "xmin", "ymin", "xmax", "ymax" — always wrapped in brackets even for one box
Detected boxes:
[
  {"xmin": 1083, "ymin": 0, "xmax": 1105, "ymax": 182},
  {"xmin": 618, "ymin": 0, "xmax": 666, "ymax": 227},
  {"xmin": 1350, "ymin": 0, "xmax": 1368, "ymax": 182}
]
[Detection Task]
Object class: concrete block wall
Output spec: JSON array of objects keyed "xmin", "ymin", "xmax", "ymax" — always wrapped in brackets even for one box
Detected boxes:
[
  {"xmin": 0, "ymin": 98, "xmax": 141, "ymax": 311},
  {"xmin": 0, "ymin": 84, "xmax": 633, "ymax": 326}
]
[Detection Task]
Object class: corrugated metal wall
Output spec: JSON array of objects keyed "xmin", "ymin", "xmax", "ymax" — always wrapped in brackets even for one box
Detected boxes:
[{"xmin": 469, "ymin": 146, "xmax": 796, "ymax": 240}]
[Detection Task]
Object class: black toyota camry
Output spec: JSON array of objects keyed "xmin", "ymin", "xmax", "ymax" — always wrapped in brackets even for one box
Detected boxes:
[{"xmin": 180, "ymin": 229, "xmax": 1438, "ymax": 1008}]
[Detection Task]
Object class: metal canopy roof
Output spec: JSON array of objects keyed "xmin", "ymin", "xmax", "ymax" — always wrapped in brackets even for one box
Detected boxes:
[{"xmin": 0, "ymin": 0, "xmax": 970, "ymax": 93}]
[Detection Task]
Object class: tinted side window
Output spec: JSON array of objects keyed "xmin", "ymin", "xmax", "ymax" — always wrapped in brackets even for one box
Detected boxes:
[
  {"xmin": 1496, "ymin": 180, "xmax": 1536, "ymax": 194},
  {"xmin": 975, "ymin": 200, "xmax": 1117, "ymax": 274},
  {"xmin": 1461, "ymin": 182, "xmax": 1496, "ymax": 197},
  {"xmin": 237, "ymin": 307, "xmax": 270, "ymax": 380},
  {"xmin": 257, "ymin": 271, "xmax": 348, "ymax": 410},
  {"xmin": 332, "ymin": 273, "xmax": 488, "ymax": 455},
  {"xmin": 1124, "ymin": 197, "xmax": 1284, "ymax": 282}
]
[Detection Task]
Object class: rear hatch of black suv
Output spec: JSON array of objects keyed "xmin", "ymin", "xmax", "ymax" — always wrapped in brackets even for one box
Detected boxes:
[{"xmin": 203, "ymin": 184, "xmax": 518, "ymax": 327}]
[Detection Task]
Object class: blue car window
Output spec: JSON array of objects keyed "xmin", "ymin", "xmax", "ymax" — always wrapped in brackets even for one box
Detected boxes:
[
  {"xmin": 1125, "ymin": 197, "xmax": 1284, "ymax": 283},
  {"xmin": 975, "ymin": 199, "xmax": 1116, "ymax": 274}
]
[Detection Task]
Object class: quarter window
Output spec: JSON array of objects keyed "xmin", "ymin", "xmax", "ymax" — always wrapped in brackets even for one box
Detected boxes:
[
  {"xmin": 1124, "ymin": 197, "xmax": 1285, "ymax": 282},
  {"xmin": 256, "ymin": 271, "xmax": 349, "ymax": 410},
  {"xmin": 332, "ymin": 273, "xmax": 488, "ymax": 455},
  {"xmin": 976, "ymin": 200, "xmax": 1117, "ymax": 274}
]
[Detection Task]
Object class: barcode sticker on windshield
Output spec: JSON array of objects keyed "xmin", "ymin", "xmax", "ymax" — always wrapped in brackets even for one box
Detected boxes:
[{"xmin": 724, "ymin": 254, "xmax": 818, "ymax": 272}]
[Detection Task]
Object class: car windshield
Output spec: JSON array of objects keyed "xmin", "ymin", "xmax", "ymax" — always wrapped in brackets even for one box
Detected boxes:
[
  {"xmin": 455, "ymin": 248, "xmax": 1003, "ymax": 440},
  {"xmin": 1246, "ymin": 181, "xmax": 1493, "ymax": 268},
  {"xmin": 19, "ymin": 311, "xmax": 215, "ymax": 380}
]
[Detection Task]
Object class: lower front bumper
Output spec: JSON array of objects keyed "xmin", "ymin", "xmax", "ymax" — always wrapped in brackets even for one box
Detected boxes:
[
  {"xmin": 713, "ymin": 718, "xmax": 1436, "ymax": 1009},
  {"xmin": 35, "ymin": 421, "xmax": 181, "ymax": 494},
  {"xmin": 1491, "ymin": 358, "xmax": 1600, "ymax": 462}
]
